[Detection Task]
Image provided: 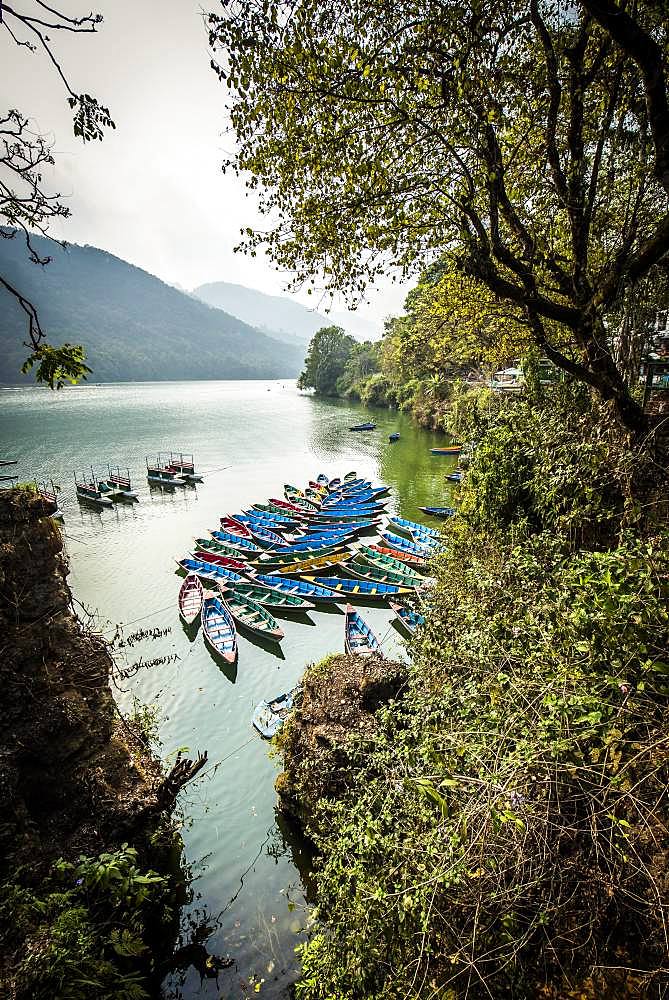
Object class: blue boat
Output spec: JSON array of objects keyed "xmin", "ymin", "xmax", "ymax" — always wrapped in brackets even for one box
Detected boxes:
[
  {"xmin": 381, "ymin": 531, "xmax": 431, "ymax": 558},
  {"xmin": 254, "ymin": 573, "xmax": 341, "ymax": 602},
  {"xmin": 253, "ymin": 688, "xmax": 299, "ymax": 738},
  {"xmin": 410, "ymin": 527, "xmax": 440, "ymax": 550},
  {"xmin": 389, "ymin": 516, "xmax": 439, "ymax": 539},
  {"xmin": 389, "ymin": 433, "xmax": 400, "ymax": 442},
  {"xmin": 323, "ymin": 487, "xmax": 385, "ymax": 504},
  {"xmin": 202, "ymin": 596, "xmax": 237, "ymax": 663},
  {"xmin": 389, "ymin": 601, "xmax": 425, "ymax": 637},
  {"xmin": 179, "ymin": 557, "xmax": 245, "ymax": 585},
  {"xmin": 244, "ymin": 521, "xmax": 289, "ymax": 548},
  {"xmin": 307, "ymin": 509, "xmax": 381, "ymax": 522},
  {"xmin": 263, "ymin": 535, "xmax": 349, "ymax": 556},
  {"xmin": 419, "ymin": 506, "xmax": 457, "ymax": 518},
  {"xmin": 241, "ymin": 510, "xmax": 299, "ymax": 529},
  {"xmin": 446, "ymin": 471, "xmax": 463, "ymax": 482},
  {"xmin": 211, "ymin": 529, "xmax": 261, "ymax": 553},
  {"xmin": 349, "ymin": 422, "xmax": 376, "ymax": 431},
  {"xmin": 303, "ymin": 519, "xmax": 375, "ymax": 536},
  {"xmin": 301, "ymin": 575, "xmax": 413, "ymax": 598},
  {"xmin": 344, "ymin": 604, "xmax": 381, "ymax": 655},
  {"xmin": 316, "ymin": 474, "xmax": 329, "ymax": 487}
]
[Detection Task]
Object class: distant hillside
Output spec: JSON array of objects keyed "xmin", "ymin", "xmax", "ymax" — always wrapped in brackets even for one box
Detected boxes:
[
  {"xmin": 0, "ymin": 236, "xmax": 304, "ymax": 384},
  {"xmin": 194, "ymin": 280, "xmax": 379, "ymax": 344}
]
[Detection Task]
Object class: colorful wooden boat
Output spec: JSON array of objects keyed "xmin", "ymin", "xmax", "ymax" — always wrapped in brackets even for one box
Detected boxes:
[
  {"xmin": 430, "ymin": 445, "xmax": 463, "ymax": 455},
  {"xmin": 202, "ymin": 595, "xmax": 237, "ymax": 663},
  {"xmin": 446, "ymin": 470, "xmax": 463, "ymax": 482},
  {"xmin": 178, "ymin": 573, "xmax": 204, "ymax": 625},
  {"xmin": 253, "ymin": 688, "xmax": 299, "ymax": 738},
  {"xmin": 302, "ymin": 520, "xmax": 375, "ymax": 537},
  {"xmin": 242, "ymin": 520, "xmax": 289, "ymax": 549},
  {"xmin": 284, "ymin": 484, "xmax": 306, "ymax": 499},
  {"xmin": 366, "ymin": 543, "xmax": 428, "ymax": 568},
  {"xmin": 381, "ymin": 531, "xmax": 432, "ymax": 558},
  {"xmin": 346, "ymin": 557, "xmax": 422, "ymax": 589},
  {"xmin": 75, "ymin": 473, "xmax": 114, "ymax": 508},
  {"xmin": 220, "ymin": 516, "xmax": 254, "ymax": 539},
  {"xmin": 236, "ymin": 511, "xmax": 295, "ymax": 533},
  {"xmin": 105, "ymin": 466, "xmax": 139, "ymax": 501},
  {"xmin": 389, "ymin": 602, "xmax": 425, "ymax": 638},
  {"xmin": 259, "ymin": 537, "xmax": 348, "ymax": 558},
  {"xmin": 409, "ymin": 527, "xmax": 441, "ymax": 551},
  {"xmin": 211, "ymin": 529, "xmax": 261, "ymax": 554},
  {"xmin": 195, "ymin": 536, "xmax": 251, "ymax": 561},
  {"xmin": 419, "ymin": 506, "xmax": 457, "ymax": 517},
  {"xmin": 269, "ymin": 496, "xmax": 317, "ymax": 514},
  {"xmin": 274, "ymin": 550, "xmax": 354, "ymax": 576},
  {"xmin": 343, "ymin": 471, "xmax": 357, "ymax": 482},
  {"xmin": 162, "ymin": 451, "xmax": 203, "ymax": 482},
  {"xmin": 389, "ymin": 432, "xmax": 400, "ymax": 442},
  {"xmin": 146, "ymin": 458, "xmax": 186, "ymax": 487},
  {"xmin": 179, "ymin": 557, "xmax": 245, "ymax": 585},
  {"xmin": 245, "ymin": 507, "xmax": 300, "ymax": 529},
  {"xmin": 301, "ymin": 575, "xmax": 413, "ymax": 598},
  {"xmin": 316, "ymin": 474, "xmax": 330, "ymax": 487},
  {"xmin": 191, "ymin": 550, "xmax": 249, "ymax": 572},
  {"xmin": 253, "ymin": 574, "xmax": 341, "ymax": 602},
  {"xmin": 305, "ymin": 488, "xmax": 324, "ymax": 504},
  {"xmin": 36, "ymin": 479, "xmax": 64, "ymax": 520},
  {"xmin": 327, "ymin": 477, "xmax": 342, "ymax": 491},
  {"xmin": 304, "ymin": 509, "xmax": 381, "ymax": 524},
  {"xmin": 230, "ymin": 580, "xmax": 314, "ymax": 611},
  {"xmin": 354, "ymin": 546, "xmax": 427, "ymax": 583},
  {"xmin": 344, "ymin": 605, "xmax": 381, "ymax": 655},
  {"xmin": 258, "ymin": 499, "xmax": 306, "ymax": 516},
  {"xmin": 219, "ymin": 587, "xmax": 284, "ymax": 641},
  {"xmin": 349, "ymin": 422, "xmax": 376, "ymax": 431},
  {"xmin": 389, "ymin": 516, "xmax": 439, "ymax": 539},
  {"xmin": 256, "ymin": 543, "xmax": 349, "ymax": 567}
]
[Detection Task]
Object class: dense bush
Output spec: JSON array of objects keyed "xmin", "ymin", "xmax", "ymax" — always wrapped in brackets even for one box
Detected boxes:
[
  {"xmin": 1, "ymin": 847, "xmax": 171, "ymax": 1000},
  {"xmin": 289, "ymin": 391, "xmax": 669, "ymax": 1000}
]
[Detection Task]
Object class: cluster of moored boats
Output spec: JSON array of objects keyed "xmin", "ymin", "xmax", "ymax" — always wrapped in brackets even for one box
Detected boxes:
[
  {"xmin": 36, "ymin": 452, "xmax": 203, "ymax": 517},
  {"xmin": 177, "ymin": 472, "xmax": 454, "ymax": 726}
]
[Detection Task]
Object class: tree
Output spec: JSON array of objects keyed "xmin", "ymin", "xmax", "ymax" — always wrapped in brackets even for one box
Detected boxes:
[
  {"xmin": 209, "ymin": 0, "xmax": 669, "ymax": 436},
  {"xmin": 1, "ymin": 3, "xmax": 114, "ymax": 386},
  {"xmin": 297, "ymin": 325, "xmax": 356, "ymax": 395}
]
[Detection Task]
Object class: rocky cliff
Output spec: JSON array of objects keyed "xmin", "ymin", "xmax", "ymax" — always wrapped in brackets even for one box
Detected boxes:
[{"xmin": 0, "ymin": 488, "xmax": 204, "ymax": 998}]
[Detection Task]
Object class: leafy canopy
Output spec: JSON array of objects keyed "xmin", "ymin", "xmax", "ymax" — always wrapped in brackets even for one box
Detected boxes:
[
  {"xmin": 209, "ymin": 0, "xmax": 669, "ymax": 433},
  {"xmin": 297, "ymin": 325, "xmax": 357, "ymax": 395}
]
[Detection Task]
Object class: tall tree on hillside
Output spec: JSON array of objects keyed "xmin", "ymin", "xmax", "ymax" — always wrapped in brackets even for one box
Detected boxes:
[
  {"xmin": 298, "ymin": 325, "xmax": 356, "ymax": 395},
  {"xmin": 209, "ymin": 0, "xmax": 669, "ymax": 437},
  {"xmin": 1, "ymin": 3, "xmax": 114, "ymax": 386}
]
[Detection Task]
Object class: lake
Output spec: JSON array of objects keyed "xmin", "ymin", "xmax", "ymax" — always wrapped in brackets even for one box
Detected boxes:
[{"xmin": 0, "ymin": 379, "xmax": 459, "ymax": 998}]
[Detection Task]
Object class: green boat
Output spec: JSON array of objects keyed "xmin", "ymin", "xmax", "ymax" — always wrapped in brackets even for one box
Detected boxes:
[
  {"xmin": 355, "ymin": 545, "xmax": 427, "ymax": 582},
  {"xmin": 346, "ymin": 557, "xmax": 423, "ymax": 589},
  {"xmin": 230, "ymin": 580, "xmax": 314, "ymax": 611},
  {"xmin": 220, "ymin": 588, "xmax": 284, "ymax": 641},
  {"xmin": 195, "ymin": 536, "xmax": 252, "ymax": 561}
]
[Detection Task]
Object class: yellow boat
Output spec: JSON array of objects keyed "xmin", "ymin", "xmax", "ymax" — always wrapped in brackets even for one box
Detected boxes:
[{"xmin": 275, "ymin": 550, "xmax": 354, "ymax": 576}]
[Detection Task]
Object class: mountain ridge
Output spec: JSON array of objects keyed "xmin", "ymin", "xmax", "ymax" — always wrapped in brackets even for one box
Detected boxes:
[{"xmin": 0, "ymin": 235, "xmax": 304, "ymax": 384}]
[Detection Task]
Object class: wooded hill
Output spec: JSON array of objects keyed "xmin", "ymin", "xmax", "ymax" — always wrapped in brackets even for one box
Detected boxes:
[{"xmin": 0, "ymin": 235, "xmax": 305, "ymax": 384}]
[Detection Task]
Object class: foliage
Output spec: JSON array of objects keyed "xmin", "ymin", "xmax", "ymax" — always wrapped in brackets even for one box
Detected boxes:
[
  {"xmin": 281, "ymin": 390, "xmax": 669, "ymax": 998},
  {"xmin": 297, "ymin": 325, "xmax": 357, "ymax": 395},
  {"xmin": 210, "ymin": 0, "xmax": 669, "ymax": 432},
  {"xmin": 20, "ymin": 342, "xmax": 91, "ymax": 389},
  {"xmin": 1, "ymin": 846, "xmax": 171, "ymax": 1000}
]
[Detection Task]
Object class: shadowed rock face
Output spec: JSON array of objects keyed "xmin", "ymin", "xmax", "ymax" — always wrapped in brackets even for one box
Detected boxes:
[
  {"xmin": 0, "ymin": 488, "xmax": 163, "ymax": 876},
  {"xmin": 275, "ymin": 653, "xmax": 407, "ymax": 833}
]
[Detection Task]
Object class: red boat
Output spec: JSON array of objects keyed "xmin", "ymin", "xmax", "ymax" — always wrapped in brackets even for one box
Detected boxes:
[
  {"xmin": 191, "ymin": 550, "xmax": 249, "ymax": 573},
  {"xmin": 178, "ymin": 574, "xmax": 204, "ymax": 625},
  {"xmin": 365, "ymin": 543, "xmax": 428, "ymax": 568},
  {"xmin": 220, "ymin": 516, "xmax": 253, "ymax": 539},
  {"xmin": 268, "ymin": 497, "xmax": 307, "ymax": 515}
]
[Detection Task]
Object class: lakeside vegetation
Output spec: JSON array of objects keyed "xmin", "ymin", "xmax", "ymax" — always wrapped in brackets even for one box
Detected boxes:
[{"xmin": 216, "ymin": 0, "xmax": 669, "ymax": 996}]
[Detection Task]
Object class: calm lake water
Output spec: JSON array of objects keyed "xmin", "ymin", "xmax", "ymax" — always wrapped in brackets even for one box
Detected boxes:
[{"xmin": 0, "ymin": 380, "xmax": 459, "ymax": 998}]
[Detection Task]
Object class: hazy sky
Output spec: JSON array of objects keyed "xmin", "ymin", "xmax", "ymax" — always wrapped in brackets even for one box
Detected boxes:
[{"xmin": 2, "ymin": 0, "xmax": 408, "ymax": 335}]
